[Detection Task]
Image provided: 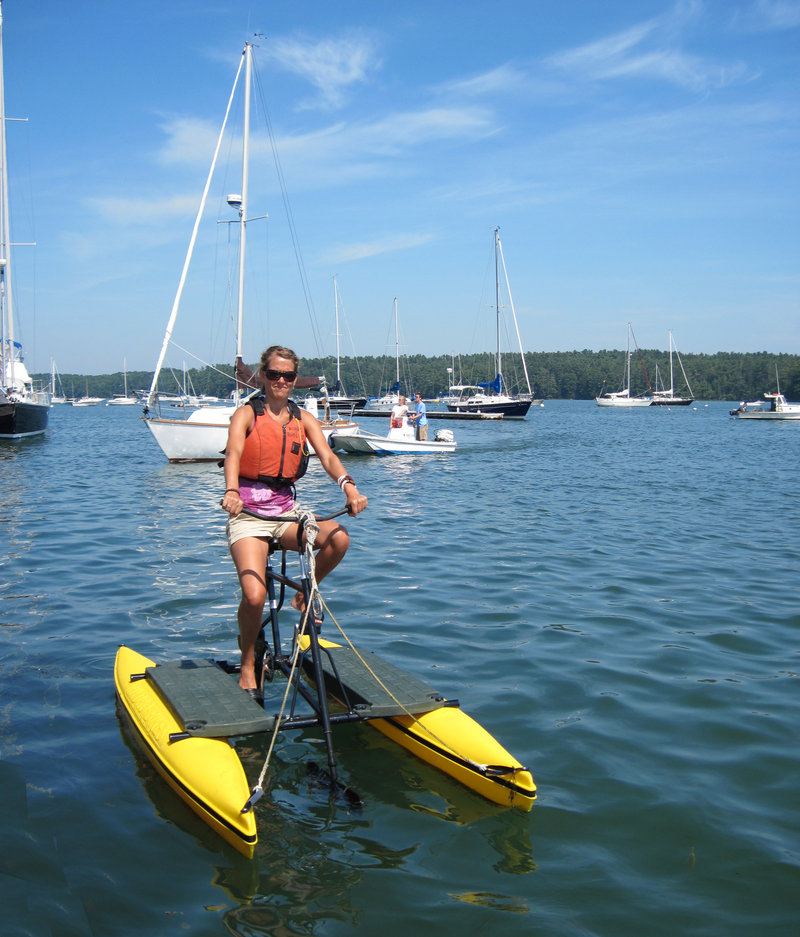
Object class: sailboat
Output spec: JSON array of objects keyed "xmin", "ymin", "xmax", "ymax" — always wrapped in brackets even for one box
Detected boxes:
[
  {"xmin": 650, "ymin": 331, "xmax": 694, "ymax": 406},
  {"xmin": 368, "ymin": 297, "xmax": 403, "ymax": 409},
  {"xmin": 324, "ymin": 277, "xmax": 366, "ymax": 411},
  {"xmin": 0, "ymin": 3, "xmax": 51, "ymax": 439},
  {"xmin": 595, "ymin": 323, "xmax": 653, "ymax": 408},
  {"xmin": 72, "ymin": 378, "xmax": 104, "ymax": 407},
  {"xmin": 107, "ymin": 358, "xmax": 139, "ymax": 405},
  {"xmin": 142, "ymin": 42, "xmax": 354, "ymax": 461},
  {"xmin": 49, "ymin": 359, "xmax": 67, "ymax": 404},
  {"xmin": 447, "ymin": 229, "xmax": 539, "ymax": 419}
]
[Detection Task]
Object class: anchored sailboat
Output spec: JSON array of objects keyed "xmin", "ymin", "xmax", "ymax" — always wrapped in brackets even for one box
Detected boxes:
[
  {"xmin": 325, "ymin": 277, "xmax": 366, "ymax": 410},
  {"xmin": 0, "ymin": 2, "xmax": 50, "ymax": 439},
  {"xmin": 447, "ymin": 229, "xmax": 539, "ymax": 419},
  {"xmin": 595, "ymin": 323, "xmax": 653, "ymax": 408},
  {"xmin": 142, "ymin": 42, "xmax": 356, "ymax": 460},
  {"xmin": 651, "ymin": 331, "xmax": 694, "ymax": 406}
]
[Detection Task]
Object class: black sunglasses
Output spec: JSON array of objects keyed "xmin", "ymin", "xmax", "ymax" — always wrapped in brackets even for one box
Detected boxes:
[{"xmin": 263, "ymin": 368, "xmax": 297, "ymax": 382}]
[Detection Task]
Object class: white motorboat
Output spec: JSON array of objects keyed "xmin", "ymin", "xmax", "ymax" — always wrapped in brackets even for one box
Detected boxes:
[
  {"xmin": 331, "ymin": 426, "xmax": 456, "ymax": 455},
  {"xmin": 596, "ymin": 324, "xmax": 653, "ymax": 407},
  {"xmin": 731, "ymin": 392, "xmax": 800, "ymax": 420},
  {"xmin": 0, "ymin": 5, "xmax": 51, "ymax": 440},
  {"xmin": 730, "ymin": 366, "xmax": 800, "ymax": 420}
]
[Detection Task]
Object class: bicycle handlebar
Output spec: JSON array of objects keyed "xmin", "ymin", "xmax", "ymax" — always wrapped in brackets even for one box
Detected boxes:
[{"xmin": 227, "ymin": 504, "xmax": 353, "ymax": 523}]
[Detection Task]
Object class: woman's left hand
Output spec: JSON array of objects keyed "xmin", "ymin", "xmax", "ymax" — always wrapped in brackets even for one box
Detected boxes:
[{"xmin": 346, "ymin": 488, "xmax": 368, "ymax": 516}]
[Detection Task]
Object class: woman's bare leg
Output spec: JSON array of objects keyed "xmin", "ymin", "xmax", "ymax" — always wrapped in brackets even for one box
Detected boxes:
[{"xmin": 230, "ymin": 536, "xmax": 270, "ymax": 690}]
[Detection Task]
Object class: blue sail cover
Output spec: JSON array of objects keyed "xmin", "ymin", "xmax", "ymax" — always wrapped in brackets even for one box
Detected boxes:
[{"xmin": 478, "ymin": 374, "xmax": 502, "ymax": 394}]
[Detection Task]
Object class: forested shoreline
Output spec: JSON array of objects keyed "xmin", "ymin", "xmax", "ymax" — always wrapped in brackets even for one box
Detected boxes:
[{"xmin": 36, "ymin": 349, "xmax": 800, "ymax": 403}]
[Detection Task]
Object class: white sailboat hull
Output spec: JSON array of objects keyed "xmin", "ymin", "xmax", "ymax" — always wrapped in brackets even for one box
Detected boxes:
[
  {"xmin": 145, "ymin": 407, "xmax": 359, "ymax": 461},
  {"xmin": 595, "ymin": 394, "xmax": 653, "ymax": 408}
]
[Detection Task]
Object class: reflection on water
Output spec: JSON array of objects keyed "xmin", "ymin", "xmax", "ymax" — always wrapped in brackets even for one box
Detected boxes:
[{"xmin": 2, "ymin": 403, "xmax": 799, "ymax": 935}]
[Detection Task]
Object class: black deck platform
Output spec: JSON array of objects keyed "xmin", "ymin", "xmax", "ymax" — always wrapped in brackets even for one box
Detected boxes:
[{"xmin": 146, "ymin": 647, "xmax": 445, "ymax": 740}]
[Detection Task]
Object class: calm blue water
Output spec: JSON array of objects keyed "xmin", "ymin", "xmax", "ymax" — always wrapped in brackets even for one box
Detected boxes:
[{"xmin": 1, "ymin": 401, "xmax": 798, "ymax": 936}]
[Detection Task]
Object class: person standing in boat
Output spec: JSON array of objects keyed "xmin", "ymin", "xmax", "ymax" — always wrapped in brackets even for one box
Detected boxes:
[
  {"xmin": 222, "ymin": 345, "xmax": 368, "ymax": 697},
  {"xmin": 390, "ymin": 395, "xmax": 409, "ymax": 430},
  {"xmin": 409, "ymin": 392, "xmax": 428, "ymax": 441}
]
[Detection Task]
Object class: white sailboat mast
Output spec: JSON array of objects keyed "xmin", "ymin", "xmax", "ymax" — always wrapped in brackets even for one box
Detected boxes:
[
  {"xmin": 494, "ymin": 228, "xmax": 502, "ymax": 383},
  {"xmin": 668, "ymin": 330, "xmax": 675, "ymax": 395},
  {"xmin": 234, "ymin": 42, "xmax": 252, "ymax": 402},
  {"xmin": 334, "ymin": 275, "xmax": 342, "ymax": 389},
  {"xmin": 626, "ymin": 323, "xmax": 633, "ymax": 394},
  {"xmin": 0, "ymin": 0, "xmax": 14, "ymax": 387},
  {"xmin": 393, "ymin": 297, "xmax": 400, "ymax": 385}
]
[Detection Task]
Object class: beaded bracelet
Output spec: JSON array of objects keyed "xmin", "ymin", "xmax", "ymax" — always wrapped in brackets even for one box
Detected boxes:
[
  {"xmin": 337, "ymin": 474, "xmax": 355, "ymax": 492},
  {"xmin": 224, "ymin": 488, "xmax": 240, "ymax": 494}
]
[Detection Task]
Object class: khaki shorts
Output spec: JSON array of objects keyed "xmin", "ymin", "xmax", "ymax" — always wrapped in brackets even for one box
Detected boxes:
[{"xmin": 226, "ymin": 509, "xmax": 299, "ymax": 548}]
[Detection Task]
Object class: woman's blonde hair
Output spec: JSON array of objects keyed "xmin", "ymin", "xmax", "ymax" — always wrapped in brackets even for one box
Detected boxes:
[{"xmin": 260, "ymin": 345, "xmax": 299, "ymax": 372}]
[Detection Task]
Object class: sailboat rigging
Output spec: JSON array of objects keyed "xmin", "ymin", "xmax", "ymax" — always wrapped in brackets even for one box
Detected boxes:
[
  {"xmin": 0, "ymin": 1, "xmax": 50, "ymax": 439},
  {"xmin": 447, "ymin": 228, "xmax": 540, "ymax": 418}
]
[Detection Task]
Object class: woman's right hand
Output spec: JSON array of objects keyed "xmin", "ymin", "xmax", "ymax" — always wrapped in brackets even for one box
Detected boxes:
[{"xmin": 222, "ymin": 489, "xmax": 243, "ymax": 515}]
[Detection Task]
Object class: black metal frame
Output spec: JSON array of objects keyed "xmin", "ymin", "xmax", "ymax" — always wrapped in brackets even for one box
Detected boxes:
[{"xmin": 243, "ymin": 508, "xmax": 361, "ymax": 784}]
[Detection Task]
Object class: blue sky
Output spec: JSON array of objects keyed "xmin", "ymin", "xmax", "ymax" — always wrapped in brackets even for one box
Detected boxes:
[{"xmin": 4, "ymin": 0, "xmax": 798, "ymax": 376}]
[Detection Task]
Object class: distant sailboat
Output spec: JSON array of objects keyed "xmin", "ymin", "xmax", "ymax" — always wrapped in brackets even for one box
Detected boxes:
[
  {"xmin": 447, "ymin": 229, "xmax": 540, "ymax": 419},
  {"xmin": 368, "ymin": 297, "xmax": 403, "ymax": 408},
  {"xmin": 595, "ymin": 324, "xmax": 653, "ymax": 408},
  {"xmin": 0, "ymin": 3, "xmax": 51, "ymax": 439},
  {"xmin": 72, "ymin": 379, "xmax": 104, "ymax": 407},
  {"xmin": 107, "ymin": 358, "xmax": 139, "ymax": 405},
  {"xmin": 650, "ymin": 331, "xmax": 694, "ymax": 406},
  {"xmin": 49, "ymin": 359, "xmax": 67, "ymax": 404},
  {"xmin": 324, "ymin": 277, "xmax": 366, "ymax": 410}
]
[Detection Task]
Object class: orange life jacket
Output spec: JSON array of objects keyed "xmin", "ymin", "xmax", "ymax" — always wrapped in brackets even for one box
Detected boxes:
[{"xmin": 238, "ymin": 398, "xmax": 309, "ymax": 486}]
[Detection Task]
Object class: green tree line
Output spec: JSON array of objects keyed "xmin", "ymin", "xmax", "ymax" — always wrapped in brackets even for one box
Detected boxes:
[{"xmin": 35, "ymin": 349, "xmax": 800, "ymax": 403}]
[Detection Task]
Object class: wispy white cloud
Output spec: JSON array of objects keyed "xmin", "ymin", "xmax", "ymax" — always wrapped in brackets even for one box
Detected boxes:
[
  {"xmin": 151, "ymin": 103, "xmax": 495, "ymax": 190},
  {"xmin": 268, "ymin": 31, "xmax": 382, "ymax": 108},
  {"xmin": 154, "ymin": 116, "xmax": 219, "ymax": 167},
  {"xmin": 88, "ymin": 193, "xmax": 200, "ymax": 225},
  {"xmin": 435, "ymin": 64, "xmax": 528, "ymax": 98},
  {"xmin": 545, "ymin": 7, "xmax": 753, "ymax": 92},
  {"xmin": 321, "ymin": 233, "xmax": 435, "ymax": 264},
  {"xmin": 733, "ymin": 0, "xmax": 800, "ymax": 31}
]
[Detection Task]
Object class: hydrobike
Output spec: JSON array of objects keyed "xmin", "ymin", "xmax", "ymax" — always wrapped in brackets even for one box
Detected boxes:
[{"xmin": 114, "ymin": 508, "xmax": 536, "ymax": 856}]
